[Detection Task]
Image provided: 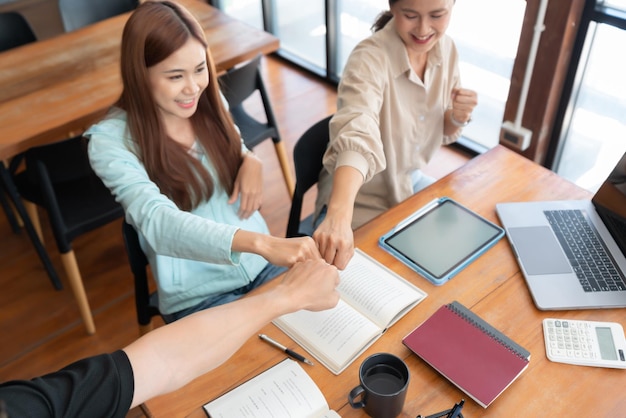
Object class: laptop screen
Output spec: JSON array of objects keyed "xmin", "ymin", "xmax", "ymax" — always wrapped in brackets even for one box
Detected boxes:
[{"xmin": 592, "ymin": 151, "xmax": 626, "ymax": 255}]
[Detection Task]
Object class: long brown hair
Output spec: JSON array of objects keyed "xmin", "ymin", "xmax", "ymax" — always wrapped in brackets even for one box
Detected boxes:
[{"xmin": 116, "ymin": 1, "xmax": 242, "ymax": 211}]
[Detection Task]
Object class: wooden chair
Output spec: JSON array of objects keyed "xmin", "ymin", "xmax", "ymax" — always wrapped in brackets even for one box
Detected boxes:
[
  {"xmin": 286, "ymin": 115, "xmax": 332, "ymax": 238},
  {"xmin": 219, "ymin": 54, "xmax": 295, "ymax": 198},
  {"xmin": 58, "ymin": 0, "xmax": 138, "ymax": 32},
  {"xmin": 12, "ymin": 136, "xmax": 124, "ymax": 334},
  {"xmin": 121, "ymin": 220, "xmax": 163, "ymax": 335}
]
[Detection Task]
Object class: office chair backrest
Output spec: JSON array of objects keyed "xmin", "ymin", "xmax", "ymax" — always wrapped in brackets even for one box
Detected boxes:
[
  {"xmin": 22, "ymin": 136, "xmax": 93, "ymax": 184},
  {"xmin": 15, "ymin": 136, "xmax": 123, "ymax": 252},
  {"xmin": 219, "ymin": 54, "xmax": 295, "ymax": 196},
  {"xmin": 59, "ymin": 0, "xmax": 138, "ymax": 32},
  {"xmin": 220, "ymin": 54, "xmax": 263, "ymax": 110},
  {"xmin": 286, "ymin": 115, "xmax": 332, "ymax": 237},
  {"xmin": 0, "ymin": 12, "xmax": 37, "ymax": 52}
]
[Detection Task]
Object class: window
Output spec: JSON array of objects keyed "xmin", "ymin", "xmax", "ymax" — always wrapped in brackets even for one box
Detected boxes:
[
  {"xmin": 220, "ymin": 0, "xmax": 263, "ymax": 29},
  {"xmin": 552, "ymin": 0, "xmax": 626, "ymax": 192},
  {"xmin": 447, "ymin": 0, "xmax": 525, "ymax": 152},
  {"xmin": 218, "ymin": 1, "xmax": 526, "ymax": 154},
  {"xmin": 273, "ymin": 0, "xmax": 326, "ymax": 70},
  {"xmin": 336, "ymin": 0, "xmax": 388, "ymax": 76}
]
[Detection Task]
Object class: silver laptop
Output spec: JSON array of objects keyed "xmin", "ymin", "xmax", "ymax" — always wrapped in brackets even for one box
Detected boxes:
[{"xmin": 496, "ymin": 151, "xmax": 626, "ymax": 310}]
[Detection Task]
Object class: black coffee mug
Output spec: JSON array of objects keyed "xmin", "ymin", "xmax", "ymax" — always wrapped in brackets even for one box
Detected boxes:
[{"xmin": 348, "ymin": 353, "xmax": 410, "ymax": 418}]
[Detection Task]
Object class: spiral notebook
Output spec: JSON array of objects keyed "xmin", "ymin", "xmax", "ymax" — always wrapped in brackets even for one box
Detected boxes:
[{"xmin": 402, "ymin": 301, "xmax": 530, "ymax": 408}]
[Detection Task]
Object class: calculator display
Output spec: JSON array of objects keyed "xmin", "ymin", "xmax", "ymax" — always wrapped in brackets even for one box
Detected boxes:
[{"xmin": 596, "ymin": 327, "xmax": 618, "ymax": 361}]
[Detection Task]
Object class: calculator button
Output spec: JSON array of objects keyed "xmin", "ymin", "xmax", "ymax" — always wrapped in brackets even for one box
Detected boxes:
[{"xmin": 552, "ymin": 348, "xmax": 565, "ymax": 357}]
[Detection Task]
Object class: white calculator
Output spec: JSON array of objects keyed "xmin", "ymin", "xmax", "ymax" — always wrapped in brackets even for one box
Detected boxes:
[{"xmin": 542, "ymin": 318, "xmax": 626, "ymax": 369}]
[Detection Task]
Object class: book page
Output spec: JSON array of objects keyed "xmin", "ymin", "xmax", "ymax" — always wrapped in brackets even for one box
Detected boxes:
[
  {"xmin": 274, "ymin": 299, "xmax": 382, "ymax": 374},
  {"xmin": 204, "ymin": 359, "xmax": 333, "ymax": 418},
  {"xmin": 339, "ymin": 249, "xmax": 427, "ymax": 328}
]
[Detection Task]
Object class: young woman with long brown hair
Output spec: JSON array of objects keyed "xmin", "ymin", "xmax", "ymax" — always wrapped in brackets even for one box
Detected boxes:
[{"xmin": 87, "ymin": 1, "xmax": 320, "ymax": 321}]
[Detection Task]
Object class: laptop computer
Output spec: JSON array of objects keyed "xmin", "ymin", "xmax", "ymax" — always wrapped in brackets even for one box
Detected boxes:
[{"xmin": 496, "ymin": 151, "xmax": 626, "ymax": 310}]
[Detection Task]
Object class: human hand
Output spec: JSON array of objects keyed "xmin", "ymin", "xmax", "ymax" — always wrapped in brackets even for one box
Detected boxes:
[
  {"xmin": 260, "ymin": 235, "xmax": 322, "ymax": 267},
  {"xmin": 276, "ymin": 259, "xmax": 341, "ymax": 312},
  {"xmin": 313, "ymin": 214, "xmax": 354, "ymax": 269},
  {"xmin": 450, "ymin": 88, "xmax": 478, "ymax": 124},
  {"xmin": 229, "ymin": 152, "xmax": 263, "ymax": 219}
]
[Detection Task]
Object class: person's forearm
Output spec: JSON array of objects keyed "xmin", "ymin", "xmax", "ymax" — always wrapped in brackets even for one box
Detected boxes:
[
  {"xmin": 125, "ymin": 286, "xmax": 291, "ymax": 407},
  {"xmin": 231, "ymin": 228, "xmax": 268, "ymax": 255},
  {"xmin": 326, "ymin": 166, "xmax": 364, "ymax": 221},
  {"xmin": 443, "ymin": 108, "xmax": 464, "ymax": 136}
]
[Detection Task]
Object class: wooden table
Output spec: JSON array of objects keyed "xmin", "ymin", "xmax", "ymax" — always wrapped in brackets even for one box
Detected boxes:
[
  {"xmin": 0, "ymin": 0, "xmax": 279, "ymax": 159},
  {"xmin": 0, "ymin": 0, "xmax": 279, "ymax": 286},
  {"xmin": 142, "ymin": 145, "xmax": 626, "ymax": 418}
]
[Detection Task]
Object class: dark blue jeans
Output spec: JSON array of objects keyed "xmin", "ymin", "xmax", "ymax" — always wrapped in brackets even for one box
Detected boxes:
[{"xmin": 162, "ymin": 262, "xmax": 287, "ymax": 323}]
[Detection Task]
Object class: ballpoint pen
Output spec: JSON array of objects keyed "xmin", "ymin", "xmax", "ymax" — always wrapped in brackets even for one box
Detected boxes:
[{"xmin": 258, "ymin": 334, "xmax": 314, "ymax": 365}]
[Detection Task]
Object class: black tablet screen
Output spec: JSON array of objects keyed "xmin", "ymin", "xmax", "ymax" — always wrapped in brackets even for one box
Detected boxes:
[{"xmin": 382, "ymin": 199, "xmax": 502, "ymax": 279}]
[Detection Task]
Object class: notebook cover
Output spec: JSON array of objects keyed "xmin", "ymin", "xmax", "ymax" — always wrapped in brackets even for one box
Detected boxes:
[{"xmin": 402, "ymin": 302, "xmax": 530, "ymax": 407}]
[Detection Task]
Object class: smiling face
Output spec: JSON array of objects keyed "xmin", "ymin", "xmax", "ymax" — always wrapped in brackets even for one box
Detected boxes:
[
  {"xmin": 390, "ymin": 0, "xmax": 454, "ymax": 57},
  {"xmin": 148, "ymin": 37, "xmax": 209, "ymax": 126}
]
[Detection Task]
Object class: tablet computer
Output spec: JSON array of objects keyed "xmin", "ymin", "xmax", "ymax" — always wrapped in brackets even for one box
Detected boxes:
[{"xmin": 379, "ymin": 197, "xmax": 504, "ymax": 286}]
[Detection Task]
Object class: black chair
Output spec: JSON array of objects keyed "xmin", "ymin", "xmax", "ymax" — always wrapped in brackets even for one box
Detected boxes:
[
  {"xmin": 286, "ymin": 115, "xmax": 332, "ymax": 238},
  {"xmin": 12, "ymin": 136, "xmax": 125, "ymax": 334},
  {"xmin": 219, "ymin": 54, "xmax": 295, "ymax": 197},
  {"xmin": 121, "ymin": 220, "xmax": 164, "ymax": 335},
  {"xmin": 0, "ymin": 11, "xmax": 37, "ymax": 51},
  {"xmin": 0, "ymin": 11, "xmax": 37, "ymax": 233},
  {"xmin": 58, "ymin": 0, "xmax": 138, "ymax": 32}
]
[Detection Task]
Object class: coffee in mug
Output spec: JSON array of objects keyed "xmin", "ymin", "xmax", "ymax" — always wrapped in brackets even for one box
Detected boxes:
[{"xmin": 348, "ymin": 353, "xmax": 410, "ymax": 418}]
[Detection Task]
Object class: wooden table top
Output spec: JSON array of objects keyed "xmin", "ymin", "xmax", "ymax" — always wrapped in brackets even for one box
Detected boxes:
[
  {"xmin": 142, "ymin": 145, "xmax": 626, "ymax": 417},
  {"xmin": 0, "ymin": 0, "xmax": 279, "ymax": 160}
]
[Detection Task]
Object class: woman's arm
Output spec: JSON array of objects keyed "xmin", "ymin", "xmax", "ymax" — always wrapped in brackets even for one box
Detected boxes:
[
  {"xmin": 229, "ymin": 150, "xmax": 264, "ymax": 219},
  {"xmin": 313, "ymin": 166, "xmax": 364, "ymax": 269},
  {"xmin": 443, "ymin": 88, "xmax": 477, "ymax": 136},
  {"xmin": 125, "ymin": 258, "xmax": 340, "ymax": 408},
  {"xmin": 232, "ymin": 229, "xmax": 322, "ymax": 267}
]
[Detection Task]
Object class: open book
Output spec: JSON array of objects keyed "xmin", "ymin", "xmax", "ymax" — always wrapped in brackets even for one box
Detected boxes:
[
  {"xmin": 203, "ymin": 359, "xmax": 339, "ymax": 418},
  {"xmin": 273, "ymin": 249, "xmax": 427, "ymax": 374}
]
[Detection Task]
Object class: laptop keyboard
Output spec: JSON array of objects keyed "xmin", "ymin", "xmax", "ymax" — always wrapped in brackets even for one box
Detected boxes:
[{"xmin": 544, "ymin": 209, "xmax": 626, "ymax": 292}]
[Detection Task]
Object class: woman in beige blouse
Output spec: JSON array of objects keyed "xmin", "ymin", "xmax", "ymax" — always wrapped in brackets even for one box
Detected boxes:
[{"xmin": 313, "ymin": 0, "xmax": 477, "ymax": 269}]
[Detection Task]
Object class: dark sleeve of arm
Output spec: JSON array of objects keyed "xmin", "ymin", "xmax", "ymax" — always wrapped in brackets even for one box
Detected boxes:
[{"xmin": 0, "ymin": 350, "xmax": 134, "ymax": 418}]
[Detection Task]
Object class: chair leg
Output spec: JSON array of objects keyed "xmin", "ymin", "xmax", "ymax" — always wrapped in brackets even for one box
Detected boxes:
[
  {"xmin": 0, "ymin": 161, "xmax": 63, "ymax": 290},
  {"xmin": 23, "ymin": 200, "xmax": 44, "ymax": 244},
  {"xmin": 1, "ymin": 193, "xmax": 21, "ymax": 233},
  {"xmin": 60, "ymin": 250, "xmax": 96, "ymax": 335},
  {"xmin": 3, "ymin": 158, "xmax": 23, "ymax": 231},
  {"xmin": 273, "ymin": 141, "xmax": 295, "ymax": 198}
]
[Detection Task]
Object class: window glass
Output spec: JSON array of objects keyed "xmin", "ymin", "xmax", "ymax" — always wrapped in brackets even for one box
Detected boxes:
[
  {"xmin": 598, "ymin": 0, "xmax": 626, "ymax": 11},
  {"xmin": 447, "ymin": 0, "xmax": 526, "ymax": 151},
  {"xmin": 336, "ymin": 0, "xmax": 388, "ymax": 76},
  {"xmin": 221, "ymin": 0, "xmax": 263, "ymax": 30},
  {"xmin": 555, "ymin": 23, "xmax": 626, "ymax": 191},
  {"xmin": 274, "ymin": 0, "xmax": 326, "ymax": 69}
]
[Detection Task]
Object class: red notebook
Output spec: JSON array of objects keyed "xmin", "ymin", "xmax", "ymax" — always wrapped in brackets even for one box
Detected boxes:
[{"xmin": 403, "ymin": 301, "xmax": 530, "ymax": 408}]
